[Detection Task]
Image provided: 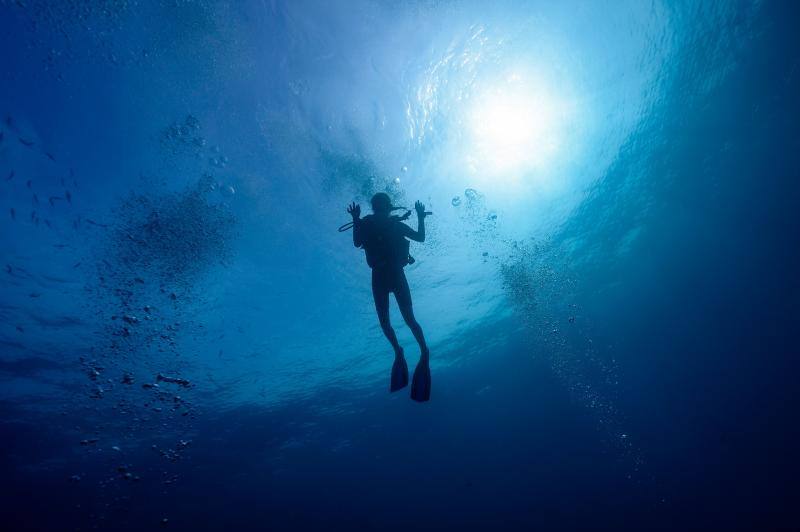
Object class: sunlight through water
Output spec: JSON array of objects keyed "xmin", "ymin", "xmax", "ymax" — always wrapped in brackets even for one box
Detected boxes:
[{"xmin": 467, "ymin": 71, "xmax": 572, "ymax": 181}]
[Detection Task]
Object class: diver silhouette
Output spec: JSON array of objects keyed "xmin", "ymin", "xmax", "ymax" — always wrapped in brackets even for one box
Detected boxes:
[{"xmin": 347, "ymin": 192, "xmax": 431, "ymax": 401}]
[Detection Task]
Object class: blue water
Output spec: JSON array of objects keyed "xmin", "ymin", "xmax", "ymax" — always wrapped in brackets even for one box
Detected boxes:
[{"xmin": 1, "ymin": 1, "xmax": 798, "ymax": 530}]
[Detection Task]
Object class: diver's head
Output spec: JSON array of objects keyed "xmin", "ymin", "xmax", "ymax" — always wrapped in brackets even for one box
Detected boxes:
[{"xmin": 370, "ymin": 192, "xmax": 392, "ymax": 216}]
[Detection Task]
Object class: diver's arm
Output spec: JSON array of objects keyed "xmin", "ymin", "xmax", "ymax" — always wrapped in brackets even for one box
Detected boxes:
[
  {"xmin": 353, "ymin": 217, "xmax": 364, "ymax": 247},
  {"xmin": 411, "ymin": 200, "xmax": 426, "ymax": 242},
  {"xmin": 414, "ymin": 213, "xmax": 425, "ymax": 242},
  {"xmin": 402, "ymin": 214, "xmax": 426, "ymax": 242},
  {"xmin": 347, "ymin": 202, "xmax": 363, "ymax": 247}
]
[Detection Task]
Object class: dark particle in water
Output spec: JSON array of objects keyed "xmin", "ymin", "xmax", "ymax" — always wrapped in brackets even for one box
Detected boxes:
[{"xmin": 157, "ymin": 374, "xmax": 190, "ymax": 387}]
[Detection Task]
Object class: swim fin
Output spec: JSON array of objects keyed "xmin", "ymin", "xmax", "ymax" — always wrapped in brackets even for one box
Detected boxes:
[
  {"xmin": 410, "ymin": 354, "xmax": 431, "ymax": 402},
  {"xmin": 390, "ymin": 353, "xmax": 408, "ymax": 392}
]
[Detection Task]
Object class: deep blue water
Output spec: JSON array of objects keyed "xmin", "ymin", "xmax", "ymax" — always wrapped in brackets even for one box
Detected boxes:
[{"xmin": 1, "ymin": 1, "xmax": 798, "ymax": 530}]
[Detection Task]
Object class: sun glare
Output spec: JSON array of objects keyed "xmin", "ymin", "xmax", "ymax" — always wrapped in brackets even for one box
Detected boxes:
[{"xmin": 468, "ymin": 74, "xmax": 566, "ymax": 177}]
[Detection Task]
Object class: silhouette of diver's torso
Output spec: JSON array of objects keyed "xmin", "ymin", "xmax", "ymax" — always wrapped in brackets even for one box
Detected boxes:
[{"xmin": 358, "ymin": 214, "xmax": 412, "ymax": 270}]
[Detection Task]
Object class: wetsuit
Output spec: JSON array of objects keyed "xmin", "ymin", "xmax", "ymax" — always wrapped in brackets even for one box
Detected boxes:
[{"xmin": 353, "ymin": 214, "xmax": 427, "ymax": 354}]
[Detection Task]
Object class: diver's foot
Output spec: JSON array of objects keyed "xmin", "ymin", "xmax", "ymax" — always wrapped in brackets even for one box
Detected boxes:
[
  {"xmin": 410, "ymin": 354, "xmax": 431, "ymax": 402},
  {"xmin": 390, "ymin": 350, "xmax": 409, "ymax": 392}
]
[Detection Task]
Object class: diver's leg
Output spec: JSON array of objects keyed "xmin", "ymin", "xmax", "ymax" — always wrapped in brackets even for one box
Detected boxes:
[
  {"xmin": 373, "ymin": 270, "xmax": 402, "ymax": 355},
  {"xmin": 395, "ymin": 271, "xmax": 429, "ymax": 356},
  {"xmin": 395, "ymin": 271, "xmax": 431, "ymax": 401}
]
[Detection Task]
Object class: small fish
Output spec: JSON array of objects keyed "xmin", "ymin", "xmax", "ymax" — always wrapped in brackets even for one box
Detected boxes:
[
  {"xmin": 10, "ymin": 208, "xmax": 15, "ymax": 220},
  {"xmin": 53, "ymin": 244, "xmax": 68, "ymax": 249},
  {"xmin": 30, "ymin": 210, "xmax": 36, "ymax": 221},
  {"xmin": 5, "ymin": 170, "xmax": 13, "ymax": 181},
  {"xmin": 48, "ymin": 196, "xmax": 62, "ymax": 206},
  {"xmin": 45, "ymin": 152, "xmax": 56, "ymax": 162},
  {"xmin": 32, "ymin": 193, "xmax": 39, "ymax": 205},
  {"xmin": 72, "ymin": 262, "xmax": 81, "ymax": 268},
  {"xmin": 0, "ymin": 131, "xmax": 3, "ymax": 142},
  {"xmin": 16, "ymin": 325, "xmax": 24, "ymax": 333},
  {"xmin": 29, "ymin": 292, "xmax": 41, "ymax": 298},
  {"xmin": 65, "ymin": 190, "xmax": 72, "ymax": 203},
  {"xmin": 44, "ymin": 219, "xmax": 52, "ymax": 229},
  {"xmin": 5, "ymin": 264, "xmax": 11, "ymax": 274},
  {"xmin": 18, "ymin": 137, "xmax": 34, "ymax": 147},
  {"xmin": 34, "ymin": 216, "xmax": 39, "ymax": 226},
  {"xmin": 86, "ymin": 219, "xmax": 108, "ymax": 228},
  {"xmin": 26, "ymin": 180, "xmax": 32, "ymax": 189}
]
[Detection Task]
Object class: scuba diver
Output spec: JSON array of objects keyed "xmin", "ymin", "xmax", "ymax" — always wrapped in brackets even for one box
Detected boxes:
[{"xmin": 346, "ymin": 192, "xmax": 431, "ymax": 401}]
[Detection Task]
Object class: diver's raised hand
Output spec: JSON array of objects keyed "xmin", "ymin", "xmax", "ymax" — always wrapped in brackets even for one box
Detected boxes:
[
  {"xmin": 415, "ymin": 201, "xmax": 427, "ymax": 218},
  {"xmin": 347, "ymin": 202, "xmax": 361, "ymax": 220}
]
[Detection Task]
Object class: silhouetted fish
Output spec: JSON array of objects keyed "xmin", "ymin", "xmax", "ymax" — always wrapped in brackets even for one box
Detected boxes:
[
  {"xmin": 10, "ymin": 208, "xmax": 15, "ymax": 220},
  {"xmin": 31, "ymin": 210, "xmax": 36, "ymax": 221},
  {"xmin": 86, "ymin": 219, "xmax": 108, "ymax": 228},
  {"xmin": 48, "ymin": 196, "xmax": 63, "ymax": 206},
  {"xmin": 18, "ymin": 137, "xmax": 34, "ymax": 147},
  {"xmin": 45, "ymin": 152, "xmax": 56, "ymax": 162},
  {"xmin": 26, "ymin": 180, "xmax": 32, "ymax": 189},
  {"xmin": 29, "ymin": 293, "xmax": 41, "ymax": 298},
  {"xmin": 32, "ymin": 193, "xmax": 39, "ymax": 205},
  {"xmin": 65, "ymin": 190, "xmax": 72, "ymax": 203},
  {"xmin": 44, "ymin": 219, "xmax": 52, "ymax": 229},
  {"xmin": 5, "ymin": 170, "xmax": 12, "ymax": 181}
]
